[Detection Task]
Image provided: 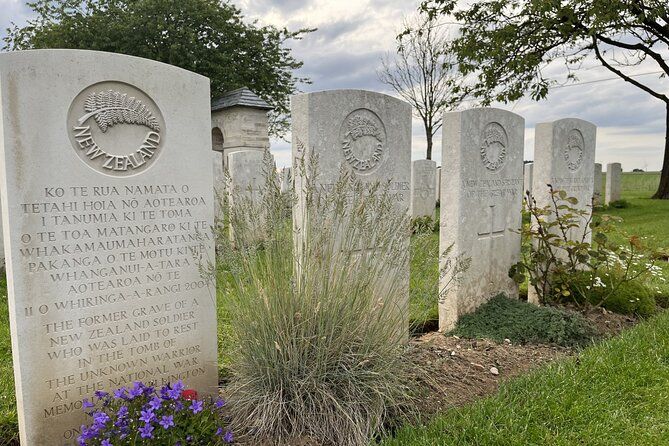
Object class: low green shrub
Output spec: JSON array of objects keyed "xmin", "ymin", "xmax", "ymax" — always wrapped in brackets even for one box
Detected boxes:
[
  {"xmin": 451, "ymin": 295, "xmax": 596, "ymax": 347},
  {"xmin": 558, "ymin": 271, "xmax": 656, "ymax": 317},
  {"xmin": 410, "ymin": 215, "xmax": 438, "ymax": 234}
]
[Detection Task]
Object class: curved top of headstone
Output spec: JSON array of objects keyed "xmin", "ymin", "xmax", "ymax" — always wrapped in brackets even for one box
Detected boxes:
[
  {"xmin": 291, "ymin": 89, "xmax": 411, "ymax": 110},
  {"xmin": 539, "ymin": 117, "xmax": 596, "ymax": 130},
  {"xmin": 447, "ymin": 106, "xmax": 525, "ymax": 123},
  {"xmin": 0, "ymin": 49, "xmax": 208, "ymax": 81},
  {"xmin": 211, "ymin": 87, "xmax": 272, "ymax": 111}
]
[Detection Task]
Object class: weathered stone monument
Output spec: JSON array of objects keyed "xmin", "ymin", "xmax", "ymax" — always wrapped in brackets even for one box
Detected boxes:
[
  {"xmin": 605, "ymin": 162, "xmax": 622, "ymax": 204},
  {"xmin": 0, "ymin": 50, "xmax": 218, "ymax": 445},
  {"xmin": 291, "ymin": 89, "xmax": 411, "ymax": 322},
  {"xmin": 593, "ymin": 163, "xmax": 603, "ymax": 205},
  {"xmin": 410, "ymin": 159, "xmax": 437, "ymax": 218},
  {"xmin": 280, "ymin": 167, "xmax": 292, "ymax": 194},
  {"xmin": 435, "ymin": 166, "xmax": 442, "ymax": 204},
  {"xmin": 523, "ymin": 162, "xmax": 533, "ymax": 197},
  {"xmin": 439, "ymin": 108, "xmax": 524, "ymax": 331},
  {"xmin": 213, "ymin": 150, "xmax": 225, "ymax": 219},
  {"xmin": 532, "ymin": 118, "xmax": 597, "ymax": 240},
  {"xmin": 211, "ymin": 87, "xmax": 272, "ymax": 168},
  {"xmin": 228, "ymin": 150, "xmax": 272, "ymax": 204}
]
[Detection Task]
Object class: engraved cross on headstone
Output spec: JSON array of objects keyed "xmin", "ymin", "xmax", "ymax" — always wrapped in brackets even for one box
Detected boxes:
[{"xmin": 477, "ymin": 204, "xmax": 506, "ymax": 240}]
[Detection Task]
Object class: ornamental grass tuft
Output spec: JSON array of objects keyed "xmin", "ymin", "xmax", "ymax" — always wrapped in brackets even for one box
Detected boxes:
[{"xmin": 218, "ymin": 153, "xmax": 414, "ymax": 446}]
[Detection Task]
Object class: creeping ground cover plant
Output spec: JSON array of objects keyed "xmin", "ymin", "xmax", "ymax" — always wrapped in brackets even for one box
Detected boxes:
[{"xmin": 78, "ymin": 380, "xmax": 233, "ymax": 445}]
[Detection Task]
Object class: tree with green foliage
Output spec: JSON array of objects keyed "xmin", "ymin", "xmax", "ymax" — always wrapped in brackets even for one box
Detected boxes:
[
  {"xmin": 422, "ymin": 0, "xmax": 669, "ymax": 198},
  {"xmin": 3, "ymin": 0, "xmax": 313, "ymax": 136}
]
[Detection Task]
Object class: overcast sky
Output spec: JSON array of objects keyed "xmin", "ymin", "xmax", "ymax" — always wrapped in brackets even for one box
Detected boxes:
[{"xmin": 2, "ymin": 0, "xmax": 667, "ymax": 171}]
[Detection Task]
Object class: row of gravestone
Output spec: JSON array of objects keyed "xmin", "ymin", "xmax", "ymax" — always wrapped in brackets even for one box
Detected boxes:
[{"xmin": 0, "ymin": 50, "xmax": 603, "ymax": 444}]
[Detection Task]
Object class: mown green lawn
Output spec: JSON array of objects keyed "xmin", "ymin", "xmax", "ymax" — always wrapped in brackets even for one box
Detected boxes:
[{"xmin": 380, "ymin": 308, "xmax": 669, "ymax": 446}]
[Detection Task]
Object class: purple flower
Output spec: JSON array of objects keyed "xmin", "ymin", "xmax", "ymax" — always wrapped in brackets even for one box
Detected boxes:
[
  {"xmin": 216, "ymin": 427, "xmax": 223, "ymax": 436},
  {"xmin": 189, "ymin": 399, "xmax": 204, "ymax": 414},
  {"xmin": 224, "ymin": 431, "xmax": 234, "ymax": 443},
  {"xmin": 166, "ymin": 380, "xmax": 185, "ymax": 400},
  {"xmin": 128, "ymin": 382, "xmax": 144, "ymax": 399},
  {"xmin": 174, "ymin": 401, "xmax": 184, "ymax": 411},
  {"xmin": 101, "ymin": 440, "xmax": 112, "ymax": 446},
  {"xmin": 140, "ymin": 409, "xmax": 156, "ymax": 423},
  {"xmin": 113, "ymin": 387, "xmax": 127, "ymax": 400},
  {"xmin": 94, "ymin": 390, "xmax": 109, "ymax": 399},
  {"xmin": 117, "ymin": 406, "xmax": 128, "ymax": 418},
  {"xmin": 159, "ymin": 415, "xmax": 175, "ymax": 429},
  {"xmin": 82, "ymin": 398, "xmax": 94, "ymax": 409},
  {"xmin": 92, "ymin": 411, "xmax": 110, "ymax": 426},
  {"xmin": 214, "ymin": 398, "xmax": 226, "ymax": 409},
  {"xmin": 139, "ymin": 423, "xmax": 154, "ymax": 439},
  {"xmin": 149, "ymin": 396, "xmax": 162, "ymax": 410}
]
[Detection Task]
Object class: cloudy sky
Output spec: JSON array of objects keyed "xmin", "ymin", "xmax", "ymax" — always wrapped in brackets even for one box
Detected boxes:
[{"xmin": 2, "ymin": 0, "xmax": 667, "ymax": 171}]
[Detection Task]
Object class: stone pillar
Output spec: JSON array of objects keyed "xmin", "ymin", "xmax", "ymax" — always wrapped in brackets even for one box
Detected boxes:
[
  {"xmin": 439, "ymin": 108, "xmax": 524, "ymax": 331},
  {"xmin": 410, "ymin": 159, "xmax": 437, "ymax": 218},
  {"xmin": 280, "ymin": 166, "xmax": 292, "ymax": 193},
  {"xmin": 593, "ymin": 163, "xmax": 603, "ymax": 205},
  {"xmin": 605, "ymin": 163, "xmax": 622, "ymax": 204}
]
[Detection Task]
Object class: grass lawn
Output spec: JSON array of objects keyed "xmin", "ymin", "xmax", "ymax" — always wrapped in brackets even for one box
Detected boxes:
[{"xmin": 380, "ymin": 309, "xmax": 669, "ymax": 446}]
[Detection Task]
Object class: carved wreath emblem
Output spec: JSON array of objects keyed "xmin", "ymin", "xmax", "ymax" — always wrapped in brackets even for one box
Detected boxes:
[
  {"xmin": 339, "ymin": 109, "xmax": 386, "ymax": 173},
  {"xmin": 480, "ymin": 122, "xmax": 508, "ymax": 172},
  {"xmin": 67, "ymin": 82, "xmax": 165, "ymax": 177},
  {"xmin": 563, "ymin": 129, "xmax": 584, "ymax": 172}
]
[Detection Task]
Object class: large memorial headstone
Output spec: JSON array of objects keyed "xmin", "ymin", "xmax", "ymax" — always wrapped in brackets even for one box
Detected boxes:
[
  {"xmin": 0, "ymin": 50, "xmax": 217, "ymax": 445},
  {"xmin": 410, "ymin": 159, "xmax": 437, "ymax": 218},
  {"xmin": 605, "ymin": 162, "xmax": 622, "ymax": 204},
  {"xmin": 594, "ymin": 163, "xmax": 603, "ymax": 205},
  {"xmin": 439, "ymin": 108, "xmax": 524, "ymax": 331},
  {"xmin": 291, "ymin": 89, "xmax": 411, "ymax": 322},
  {"xmin": 532, "ymin": 118, "xmax": 597, "ymax": 241}
]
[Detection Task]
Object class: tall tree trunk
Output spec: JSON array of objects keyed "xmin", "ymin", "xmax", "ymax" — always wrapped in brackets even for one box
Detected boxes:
[
  {"xmin": 652, "ymin": 103, "xmax": 669, "ymax": 199},
  {"xmin": 425, "ymin": 123, "xmax": 433, "ymax": 160}
]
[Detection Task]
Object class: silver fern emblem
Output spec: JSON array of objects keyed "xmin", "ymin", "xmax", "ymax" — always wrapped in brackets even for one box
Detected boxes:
[{"xmin": 77, "ymin": 90, "xmax": 160, "ymax": 132}]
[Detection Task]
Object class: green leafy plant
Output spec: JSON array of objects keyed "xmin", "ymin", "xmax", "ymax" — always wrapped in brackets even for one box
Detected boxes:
[
  {"xmin": 410, "ymin": 215, "xmax": 438, "ymax": 234},
  {"xmin": 511, "ymin": 186, "xmax": 663, "ymax": 312}
]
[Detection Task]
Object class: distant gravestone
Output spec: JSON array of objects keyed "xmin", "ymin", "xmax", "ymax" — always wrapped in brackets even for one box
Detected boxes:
[
  {"xmin": 606, "ymin": 163, "xmax": 622, "ymax": 204},
  {"xmin": 532, "ymin": 118, "xmax": 597, "ymax": 241},
  {"xmin": 280, "ymin": 167, "xmax": 292, "ymax": 193},
  {"xmin": 213, "ymin": 150, "xmax": 225, "ymax": 219},
  {"xmin": 435, "ymin": 166, "xmax": 442, "ymax": 204},
  {"xmin": 0, "ymin": 50, "xmax": 218, "ymax": 445},
  {"xmin": 291, "ymin": 89, "xmax": 411, "ymax": 323},
  {"xmin": 439, "ymin": 108, "xmax": 524, "ymax": 331},
  {"xmin": 228, "ymin": 150, "xmax": 271, "ymax": 204},
  {"xmin": 523, "ymin": 162, "xmax": 534, "ymax": 197},
  {"xmin": 410, "ymin": 159, "xmax": 437, "ymax": 218},
  {"xmin": 593, "ymin": 163, "xmax": 603, "ymax": 205}
]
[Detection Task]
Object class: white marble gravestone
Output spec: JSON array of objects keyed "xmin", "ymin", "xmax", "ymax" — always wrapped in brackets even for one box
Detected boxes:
[
  {"xmin": 435, "ymin": 166, "xmax": 442, "ymax": 204},
  {"xmin": 410, "ymin": 159, "xmax": 437, "ymax": 218},
  {"xmin": 439, "ymin": 108, "xmax": 524, "ymax": 331},
  {"xmin": 280, "ymin": 167, "xmax": 292, "ymax": 194},
  {"xmin": 291, "ymin": 89, "xmax": 411, "ymax": 324},
  {"xmin": 593, "ymin": 163, "xmax": 603, "ymax": 205},
  {"xmin": 523, "ymin": 162, "xmax": 534, "ymax": 198},
  {"xmin": 228, "ymin": 150, "xmax": 272, "ymax": 203},
  {"xmin": 532, "ymin": 118, "xmax": 597, "ymax": 241},
  {"xmin": 213, "ymin": 150, "xmax": 225, "ymax": 219},
  {"xmin": 0, "ymin": 50, "xmax": 217, "ymax": 445},
  {"xmin": 606, "ymin": 163, "xmax": 622, "ymax": 204}
]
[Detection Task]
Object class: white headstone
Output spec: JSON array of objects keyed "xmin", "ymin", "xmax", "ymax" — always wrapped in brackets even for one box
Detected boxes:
[
  {"xmin": 523, "ymin": 162, "xmax": 534, "ymax": 198},
  {"xmin": 605, "ymin": 163, "xmax": 622, "ymax": 204},
  {"xmin": 593, "ymin": 163, "xmax": 603, "ymax": 205},
  {"xmin": 435, "ymin": 166, "xmax": 442, "ymax": 204},
  {"xmin": 532, "ymin": 118, "xmax": 597, "ymax": 241},
  {"xmin": 0, "ymin": 50, "xmax": 218, "ymax": 445},
  {"xmin": 410, "ymin": 159, "xmax": 437, "ymax": 218},
  {"xmin": 291, "ymin": 89, "xmax": 411, "ymax": 323},
  {"xmin": 280, "ymin": 167, "xmax": 292, "ymax": 194},
  {"xmin": 439, "ymin": 108, "xmax": 524, "ymax": 331},
  {"xmin": 228, "ymin": 150, "xmax": 271, "ymax": 203},
  {"xmin": 213, "ymin": 150, "xmax": 225, "ymax": 219}
]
